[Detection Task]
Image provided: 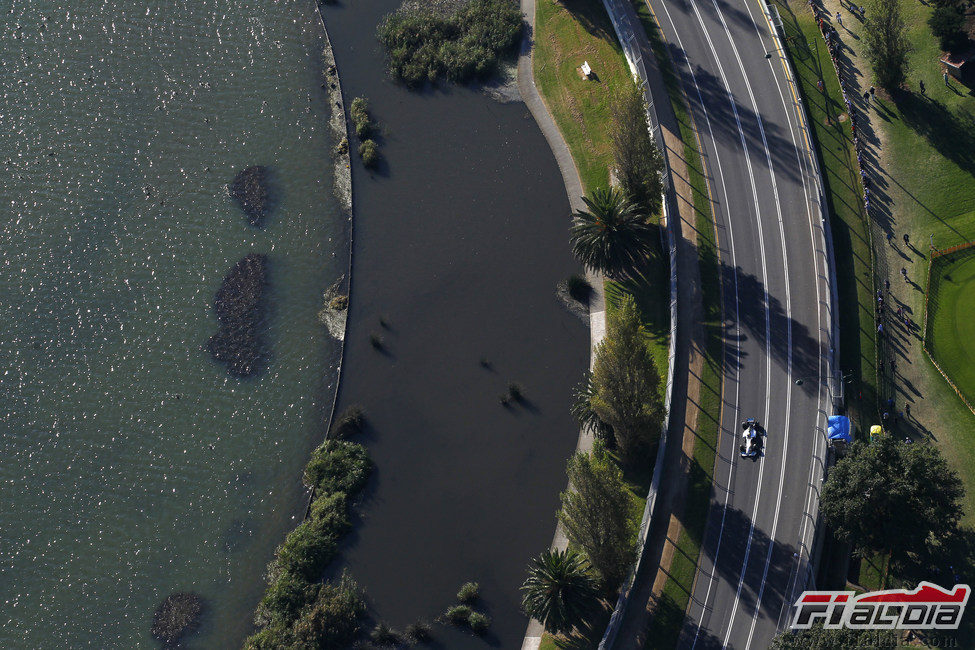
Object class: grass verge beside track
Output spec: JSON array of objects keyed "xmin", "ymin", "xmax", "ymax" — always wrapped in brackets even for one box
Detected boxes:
[{"xmin": 774, "ymin": 0, "xmax": 877, "ymax": 436}]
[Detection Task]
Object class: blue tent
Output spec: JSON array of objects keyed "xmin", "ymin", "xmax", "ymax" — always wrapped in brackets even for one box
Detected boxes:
[{"xmin": 827, "ymin": 415, "xmax": 852, "ymax": 443}]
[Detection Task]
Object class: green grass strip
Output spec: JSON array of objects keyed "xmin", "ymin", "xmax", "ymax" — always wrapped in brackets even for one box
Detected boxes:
[{"xmin": 772, "ymin": 0, "xmax": 877, "ymax": 434}]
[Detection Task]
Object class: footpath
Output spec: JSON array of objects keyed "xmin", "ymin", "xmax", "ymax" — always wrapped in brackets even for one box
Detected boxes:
[{"xmin": 515, "ymin": 0, "xmax": 602, "ymax": 647}]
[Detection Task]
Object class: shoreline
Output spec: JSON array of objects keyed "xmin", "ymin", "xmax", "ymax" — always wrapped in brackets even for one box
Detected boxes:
[{"xmin": 312, "ymin": 4, "xmax": 354, "ymax": 450}]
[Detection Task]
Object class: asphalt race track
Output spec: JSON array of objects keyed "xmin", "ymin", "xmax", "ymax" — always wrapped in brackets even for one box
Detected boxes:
[{"xmin": 646, "ymin": 0, "xmax": 835, "ymax": 646}]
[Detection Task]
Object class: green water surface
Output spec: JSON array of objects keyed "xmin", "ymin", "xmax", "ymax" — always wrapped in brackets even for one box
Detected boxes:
[{"xmin": 0, "ymin": 1, "xmax": 345, "ymax": 647}]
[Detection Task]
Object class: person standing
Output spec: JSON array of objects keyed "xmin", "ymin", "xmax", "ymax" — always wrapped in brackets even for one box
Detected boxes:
[
  {"xmin": 904, "ymin": 233, "xmax": 910, "ymax": 246},
  {"xmin": 944, "ymin": 70, "xmax": 950, "ymax": 86},
  {"xmin": 836, "ymin": 11, "xmax": 842, "ymax": 26},
  {"xmin": 902, "ymin": 267, "xmax": 908, "ymax": 281},
  {"xmin": 920, "ymin": 79, "xmax": 926, "ymax": 95}
]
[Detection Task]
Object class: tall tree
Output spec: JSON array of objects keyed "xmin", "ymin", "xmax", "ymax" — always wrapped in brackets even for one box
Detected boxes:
[
  {"xmin": 520, "ymin": 549, "xmax": 601, "ymax": 636},
  {"xmin": 609, "ymin": 82, "xmax": 664, "ymax": 215},
  {"xmin": 569, "ymin": 188, "xmax": 656, "ymax": 277},
  {"xmin": 571, "ymin": 372, "xmax": 615, "ymax": 447},
  {"xmin": 590, "ymin": 294, "xmax": 664, "ymax": 461},
  {"xmin": 820, "ymin": 436, "xmax": 964, "ymax": 561},
  {"xmin": 558, "ymin": 442, "xmax": 637, "ymax": 591},
  {"xmin": 862, "ymin": 0, "xmax": 913, "ymax": 90}
]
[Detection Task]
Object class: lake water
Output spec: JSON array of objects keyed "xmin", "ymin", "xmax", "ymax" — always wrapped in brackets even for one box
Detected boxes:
[
  {"xmin": 0, "ymin": 1, "xmax": 346, "ymax": 647},
  {"xmin": 324, "ymin": 1, "xmax": 589, "ymax": 647}
]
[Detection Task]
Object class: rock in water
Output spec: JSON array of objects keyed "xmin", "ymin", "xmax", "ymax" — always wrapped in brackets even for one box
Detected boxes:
[
  {"xmin": 207, "ymin": 253, "xmax": 268, "ymax": 377},
  {"xmin": 150, "ymin": 592, "xmax": 204, "ymax": 645},
  {"xmin": 230, "ymin": 165, "xmax": 272, "ymax": 227}
]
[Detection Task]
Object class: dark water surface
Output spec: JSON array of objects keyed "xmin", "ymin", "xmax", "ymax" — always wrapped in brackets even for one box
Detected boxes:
[
  {"xmin": 1, "ymin": 1, "xmax": 346, "ymax": 647},
  {"xmin": 324, "ymin": 3, "xmax": 588, "ymax": 647}
]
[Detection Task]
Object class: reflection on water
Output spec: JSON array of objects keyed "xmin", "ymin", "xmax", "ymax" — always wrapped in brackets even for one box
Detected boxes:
[{"xmin": 0, "ymin": 0, "xmax": 345, "ymax": 647}]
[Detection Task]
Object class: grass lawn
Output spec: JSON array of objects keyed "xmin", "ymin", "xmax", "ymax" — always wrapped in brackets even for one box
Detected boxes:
[
  {"xmin": 533, "ymin": 0, "xmax": 635, "ymax": 192},
  {"xmin": 774, "ymin": 0, "xmax": 877, "ymax": 436},
  {"xmin": 926, "ymin": 248, "xmax": 975, "ymax": 408}
]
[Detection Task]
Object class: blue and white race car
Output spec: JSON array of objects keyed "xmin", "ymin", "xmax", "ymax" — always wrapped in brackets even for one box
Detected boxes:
[{"xmin": 740, "ymin": 418, "xmax": 765, "ymax": 459}]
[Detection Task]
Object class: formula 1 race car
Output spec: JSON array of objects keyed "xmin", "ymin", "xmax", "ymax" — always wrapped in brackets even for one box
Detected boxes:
[{"xmin": 740, "ymin": 418, "xmax": 765, "ymax": 459}]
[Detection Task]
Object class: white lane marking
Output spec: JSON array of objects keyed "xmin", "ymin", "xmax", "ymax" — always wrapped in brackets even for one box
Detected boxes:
[
  {"xmin": 689, "ymin": 3, "xmax": 796, "ymax": 645},
  {"xmin": 655, "ymin": 1, "xmax": 779, "ymax": 646},
  {"xmin": 740, "ymin": 0, "xmax": 830, "ymax": 632},
  {"xmin": 675, "ymin": 3, "xmax": 783, "ymax": 648},
  {"xmin": 654, "ymin": 3, "xmax": 747, "ymax": 644}
]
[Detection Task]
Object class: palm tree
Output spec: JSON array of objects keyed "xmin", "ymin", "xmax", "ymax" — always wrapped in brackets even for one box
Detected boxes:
[
  {"xmin": 569, "ymin": 187, "xmax": 655, "ymax": 277},
  {"xmin": 521, "ymin": 548, "xmax": 601, "ymax": 636}
]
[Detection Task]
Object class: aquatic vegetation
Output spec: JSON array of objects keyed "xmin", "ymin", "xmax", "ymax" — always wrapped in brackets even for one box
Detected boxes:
[
  {"xmin": 377, "ymin": 0, "xmax": 523, "ymax": 87},
  {"xmin": 359, "ymin": 139, "xmax": 380, "ymax": 169},
  {"xmin": 468, "ymin": 611, "xmax": 491, "ymax": 635},
  {"xmin": 404, "ymin": 620, "xmax": 433, "ymax": 643},
  {"xmin": 370, "ymin": 621, "xmax": 403, "ymax": 646},
  {"xmin": 230, "ymin": 165, "xmax": 274, "ymax": 227},
  {"xmin": 444, "ymin": 604, "xmax": 473, "ymax": 625},
  {"xmin": 457, "ymin": 581, "xmax": 480, "ymax": 604},
  {"xmin": 302, "ymin": 439, "xmax": 372, "ymax": 494},
  {"xmin": 350, "ymin": 97, "xmax": 374, "ymax": 139},
  {"xmin": 150, "ymin": 592, "xmax": 204, "ymax": 645},
  {"xmin": 207, "ymin": 253, "xmax": 268, "ymax": 377},
  {"xmin": 245, "ymin": 441, "xmax": 373, "ymax": 647}
]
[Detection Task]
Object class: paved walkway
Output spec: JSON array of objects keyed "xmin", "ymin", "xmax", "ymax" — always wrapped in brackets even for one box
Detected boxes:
[{"xmin": 515, "ymin": 1, "xmax": 602, "ymax": 647}]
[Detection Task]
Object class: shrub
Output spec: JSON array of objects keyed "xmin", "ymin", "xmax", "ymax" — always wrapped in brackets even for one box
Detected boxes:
[
  {"xmin": 468, "ymin": 611, "xmax": 491, "ymax": 635},
  {"xmin": 302, "ymin": 439, "xmax": 372, "ymax": 495},
  {"xmin": 350, "ymin": 97, "xmax": 373, "ymax": 139},
  {"xmin": 334, "ymin": 136, "xmax": 349, "ymax": 156},
  {"xmin": 150, "ymin": 592, "xmax": 204, "ymax": 644},
  {"xmin": 275, "ymin": 518, "xmax": 340, "ymax": 582},
  {"xmin": 253, "ymin": 570, "xmax": 316, "ymax": 628},
  {"xmin": 329, "ymin": 294, "xmax": 349, "ymax": 311},
  {"xmin": 377, "ymin": 0, "xmax": 523, "ymax": 87},
  {"xmin": 330, "ymin": 404, "xmax": 364, "ymax": 438},
  {"xmin": 929, "ymin": 5, "xmax": 967, "ymax": 52},
  {"xmin": 289, "ymin": 572, "xmax": 366, "ymax": 648},
  {"xmin": 359, "ymin": 139, "xmax": 380, "ymax": 169},
  {"xmin": 567, "ymin": 274, "xmax": 592, "ymax": 303},
  {"xmin": 444, "ymin": 604, "xmax": 473, "ymax": 625},
  {"xmin": 405, "ymin": 620, "xmax": 433, "ymax": 643},
  {"xmin": 457, "ymin": 581, "xmax": 480, "ymax": 604},
  {"xmin": 370, "ymin": 621, "xmax": 403, "ymax": 646}
]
